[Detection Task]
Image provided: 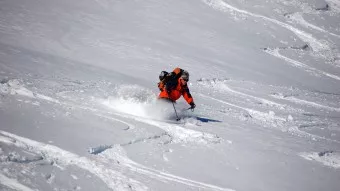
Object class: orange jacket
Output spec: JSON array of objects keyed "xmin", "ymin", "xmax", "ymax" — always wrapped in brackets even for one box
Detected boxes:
[{"xmin": 158, "ymin": 77, "xmax": 194, "ymax": 104}]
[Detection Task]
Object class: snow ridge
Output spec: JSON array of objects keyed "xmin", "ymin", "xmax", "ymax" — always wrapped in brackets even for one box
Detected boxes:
[
  {"xmin": 106, "ymin": 111, "xmax": 223, "ymax": 145},
  {"xmin": 272, "ymin": 93, "xmax": 340, "ymax": 112},
  {"xmin": 97, "ymin": 145, "xmax": 234, "ymax": 191},
  {"xmin": 198, "ymin": 93, "xmax": 287, "ymax": 125},
  {"xmin": 0, "ymin": 131, "xmax": 148, "ymax": 191},
  {"xmin": 202, "ymin": 0, "xmax": 330, "ymax": 52},
  {"xmin": 197, "ymin": 78, "xmax": 286, "ymax": 108},
  {"xmin": 0, "ymin": 173, "xmax": 35, "ymax": 191},
  {"xmin": 300, "ymin": 151, "xmax": 340, "ymax": 169},
  {"xmin": 264, "ymin": 48, "xmax": 340, "ymax": 81},
  {"xmin": 285, "ymin": 12, "xmax": 340, "ymax": 39}
]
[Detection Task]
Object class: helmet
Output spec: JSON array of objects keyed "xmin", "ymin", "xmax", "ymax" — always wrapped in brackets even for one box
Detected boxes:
[
  {"xmin": 159, "ymin": 71, "xmax": 168, "ymax": 81},
  {"xmin": 181, "ymin": 70, "xmax": 189, "ymax": 81}
]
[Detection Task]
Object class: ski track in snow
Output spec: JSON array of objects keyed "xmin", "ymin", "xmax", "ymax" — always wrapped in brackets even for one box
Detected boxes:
[
  {"xmin": 3, "ymin": 78, "xmax": 340, "ymax": 170},
  {"xmin": 288, "ymin": 125, "xmax": 340, "ymax": 144},
  {"xmin": 96, "ymin": 113, "xmax": 136, "ymax": 131},
  {"xmin": 1, "ymin": 78, "xmax": 222, "ymax": 146},
  {"xmin": 198, "ymin": 92, "xmax": 340, "ymax": 143},
  {"xmin": 286, "ymin": 12, "xmax": 340, "ymax": 39},
  {"xmin": 57, "ymin": 97, "xmax": 221, "ymax": 146},
  {"xmin": 0, "ymin": 131, "xmax": 233, "ymax": 191},
  {"xmin": 0, "ymin": 0, "xmax": 339, "ymax": 189},
  {"xmin": 3, "ymin": 77, "xmax": 339, "ymax": 145},
  {"xmin": 197, "ymin": 79, "xmax": 286, "ymax": 109},
  {"xmin": 221, "ymin": 85, "xmax": 284, "ymax": 108},
  {"xmin": 198, "ymin": 93, "xmax": 287, "ymax": 124},
  {"xmin": 135, "ymin": 117, "xmax": 222, "ymax": 145},
  {"xmin": 203, "ymin": 0, "xmax": 340, "ymax": 80},
  {"xmin": 202, "ymin": 0, "xmax": 331, "ymax": 52},
  {"xmin": 0, "ymin": 173, "xmax": 35, "ymax": 191},
  {"xmin": 0, "ymin": 79, "xmax": 137, "ymax": 130},
  {"xmin": 300, "ymin": 151, "xmax": 340, "ymax": 169},
  {"xmin": 96, "ymin": 146, "xmax": 234, "ymax": 191},
  {"xmin": 271, "ymin": 93, "xmax": 340, "ymax": 112},
  {"xmin": 101, "ymin": 109, "xmax": 223, "ymax": 145},
  {"xmin": 79, "ymin": 106, "xmax": 137, "ymax": 131},
  {"xmin": 264, "ymin": 48, "xmax": 340, "ymax": 81},
  {"xmin": 76, "ymin": 105, "xmax": 137, "ymax": 131},
  {"xmin": 0, "ymin": 131, "xmax": 148, "ymax": 191}
]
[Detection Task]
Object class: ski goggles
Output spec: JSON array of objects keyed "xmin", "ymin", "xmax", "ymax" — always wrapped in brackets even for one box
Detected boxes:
[
  {"xmin": 181, "ymin": 75, "xmax": 189, "ymax": 82},
  {"xmin": 180, "ymin": 77, "xmax": 188, "ymax": 82}
]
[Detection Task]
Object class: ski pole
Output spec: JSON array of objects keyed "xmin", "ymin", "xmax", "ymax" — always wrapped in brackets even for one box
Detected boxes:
[
  {"xmin": 171, "ymin": 101, "xmax": 180, "ymax": 121},
  {"xmin": 166, "ymin": 89, "xmax": 180, "ymax": 121}
]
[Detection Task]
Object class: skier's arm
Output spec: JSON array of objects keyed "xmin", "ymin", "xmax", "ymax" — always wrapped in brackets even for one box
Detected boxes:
[{"xmin": 182, "ymin": 85, "xmax": 193, "ymax": 105}]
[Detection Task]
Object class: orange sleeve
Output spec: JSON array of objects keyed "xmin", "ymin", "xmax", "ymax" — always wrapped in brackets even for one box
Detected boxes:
[{"xmin": 182, "ymin": 86, "xmax": 193, "ymax": 104}]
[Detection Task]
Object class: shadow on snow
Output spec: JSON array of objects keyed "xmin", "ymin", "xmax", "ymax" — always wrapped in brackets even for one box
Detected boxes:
[{"xmin": 195, "ymin": 116, "xmax": 222, "ymax": 123}]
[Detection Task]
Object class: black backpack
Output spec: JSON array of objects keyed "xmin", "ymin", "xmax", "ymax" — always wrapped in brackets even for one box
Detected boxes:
[{"xmin": 158, "ymin": 69, "xmax": 184, "ymax": 91}]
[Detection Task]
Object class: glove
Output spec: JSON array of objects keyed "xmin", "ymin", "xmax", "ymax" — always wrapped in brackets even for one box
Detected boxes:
[{"xmin": 189, "ymin": 102, "xmax": 196, "ymax": 109}]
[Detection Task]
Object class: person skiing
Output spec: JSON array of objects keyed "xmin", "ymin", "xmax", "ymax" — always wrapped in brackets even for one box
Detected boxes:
[{"xmin": 157, "ymin": 67, "xmax": 196, "ymax": 110}]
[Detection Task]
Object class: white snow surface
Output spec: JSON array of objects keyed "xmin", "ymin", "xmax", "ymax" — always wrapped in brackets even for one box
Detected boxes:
[
  {"xmin": 0, "ymin": 173, "xmax": 35, "ymax": 191},
  {"xmin": 0, "ymin": 0, "xmax": 339, "ymax": 191}
]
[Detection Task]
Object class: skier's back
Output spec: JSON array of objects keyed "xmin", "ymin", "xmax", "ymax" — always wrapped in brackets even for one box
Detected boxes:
[{"xmin": 157, "ymin": 67, "xmax": 196, "ymax": 109}]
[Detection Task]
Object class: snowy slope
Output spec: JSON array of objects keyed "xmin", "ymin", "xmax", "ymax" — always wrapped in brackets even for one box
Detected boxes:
[{"xmin": 0, "ymin": 0, "xmax": 339, "ymax": 191}]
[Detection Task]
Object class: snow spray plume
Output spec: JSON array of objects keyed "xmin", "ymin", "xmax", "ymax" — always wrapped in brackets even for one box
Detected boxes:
[{"xmin": 103, "ymin": 84, "xmax": 174, "ymax": 120}]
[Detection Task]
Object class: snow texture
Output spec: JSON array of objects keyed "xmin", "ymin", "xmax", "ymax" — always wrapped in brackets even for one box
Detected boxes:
[{"xmin": 0, "ymin": 0, "xmax": 339, "ymax": 191}]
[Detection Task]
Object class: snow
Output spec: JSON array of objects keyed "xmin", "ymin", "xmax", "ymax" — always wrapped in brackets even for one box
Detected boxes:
[
  {"xmin": 202, "ymin": 0, "xmax": 332, "ymax": 52},
  {"xmin": 0, "ymin": 0, "xmax": 340, "ymax": 191},
  {"xmin": 0, "ymin": 173, "xmax": 35, "ymax": 191},
  {"xmin": 300, "ymin": 151, "xmax": 340, "ymax": 169},
  {"xmin": 0, "ymin": 131, "xmax": 148, "ymax": 191}
]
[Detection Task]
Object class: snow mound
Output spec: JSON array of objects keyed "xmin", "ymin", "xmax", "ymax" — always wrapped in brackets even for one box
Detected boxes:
[
  {"xmin": 0, "ymin": 130, "xmax": 148, "ymax": 190},
  {"xmin": 0, "ymin": 79, "xmax": 34, "ymax": 97},
  {"xmin": 300, "ymin": 151, "xmax": 340, "ymax": 169},
  {"xmin": 0, "ymin": 79, "xmax": 59, "ymax": 103}
]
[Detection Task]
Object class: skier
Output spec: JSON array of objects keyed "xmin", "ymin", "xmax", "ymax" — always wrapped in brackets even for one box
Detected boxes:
[{"xmin": 157, "ymin": 67, "xmax": 196, "ymax": 110}]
